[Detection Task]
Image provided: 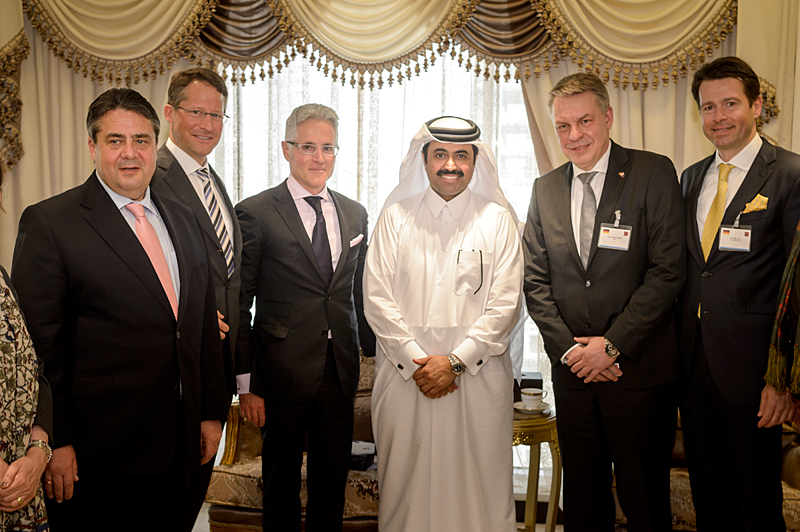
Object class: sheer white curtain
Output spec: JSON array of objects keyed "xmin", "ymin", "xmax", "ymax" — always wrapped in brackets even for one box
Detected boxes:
[{"xmin": 212, "ymin": 49, "xmax": 555, "ymax": 496}]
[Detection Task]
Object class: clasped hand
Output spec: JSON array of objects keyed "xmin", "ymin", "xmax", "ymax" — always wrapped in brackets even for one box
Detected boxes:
[
  {"xmin": 565, "ymin": 336, "xmax": 622, "ymax": 383},
  {"xmin": 412, "ymin": 356, "xmax": 458, "ymax": 399}
]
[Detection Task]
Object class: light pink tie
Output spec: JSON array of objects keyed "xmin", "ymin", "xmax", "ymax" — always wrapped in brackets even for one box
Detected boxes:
[{"xmin": 125, "ymin": 203, "xmax": 178, "ymax": 319}]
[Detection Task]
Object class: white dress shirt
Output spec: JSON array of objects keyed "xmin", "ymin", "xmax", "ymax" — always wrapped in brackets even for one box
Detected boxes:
[
  {"xmin": 695, "ymin": 134, "xmax": 762, "ymax": 236},
  {"xmin": 569, "ymin": 142, "xmax": 612, "ymax": 253},
  {"xmin": 165, "ymin": 138, "xmax": 235, "ymax": 245},
  {"xmin": 286, "ymin": 175, "xmax": 342, "ymax": 271}
]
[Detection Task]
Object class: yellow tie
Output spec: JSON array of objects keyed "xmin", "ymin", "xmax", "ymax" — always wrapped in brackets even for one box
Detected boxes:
[{"xmin": 701, "ymin": 163, "xmax": 735, "ymax": 261}]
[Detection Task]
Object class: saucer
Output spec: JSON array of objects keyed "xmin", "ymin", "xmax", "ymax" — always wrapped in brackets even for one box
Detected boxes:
[{"xmin": 514, "ymin": 401, "xmax": 550, "ymax": 415}]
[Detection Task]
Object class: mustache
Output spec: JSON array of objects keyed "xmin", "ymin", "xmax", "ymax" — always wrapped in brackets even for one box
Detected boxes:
[{"xmin": 437, "ymin": 168, "xmax": 464, "ymax": 177}]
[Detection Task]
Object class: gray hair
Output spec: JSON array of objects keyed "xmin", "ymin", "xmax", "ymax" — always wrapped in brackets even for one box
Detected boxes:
[
  {"xmin": 547, "ymin": 72, "xmax": 610, "ymax": 116},
  {"xmin": 285, "ymin": 104, "xmax": 338, "ymax": 143}
]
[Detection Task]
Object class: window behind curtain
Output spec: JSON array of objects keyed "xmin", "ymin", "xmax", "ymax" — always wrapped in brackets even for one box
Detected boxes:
[{"xmin": 211, "ymin": 50, "xmax": 555, "ymax": 498}]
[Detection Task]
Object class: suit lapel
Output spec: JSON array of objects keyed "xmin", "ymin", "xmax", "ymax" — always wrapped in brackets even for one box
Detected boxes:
[
  {"xmin": 157, "ymin": 148, "xmax": 220, "ymax": 248},
  {"xmin": 685, "ymin": 155, "xmax": 714, "ymax": 269},
  {"xmin": 587, "ymin": 142, "xmax": 630, "ymax": 268},
  {"xmin": 328, "ymin": 190, "xmax": 350, "ymax": 288},
  {"xmin": 153, "ymin": 192, "xmax": 193, "ymax": 325},
  {"xmin": 80, "ymin": 173, "xmax": 175, "ymax": 321},
  {"xmin": 273, "ymin": 181, "xmax": 323, "ymax": 280},
  {"xmin": 556, "ymin": 165, "xmax": 583, "ymax": 269}
]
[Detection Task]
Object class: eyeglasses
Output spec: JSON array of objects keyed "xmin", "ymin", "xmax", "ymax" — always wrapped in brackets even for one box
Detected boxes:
[
  {"xmin": 286, "ymin": 141, "xmax": 339, "ymax": 157},
  {"xmin": 175, "ymin": 106, "xmax": 229, "ymax": 123}
]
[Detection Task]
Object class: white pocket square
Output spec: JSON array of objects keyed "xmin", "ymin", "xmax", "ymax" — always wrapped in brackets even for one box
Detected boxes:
[{"xmin": 349, "ymin": 234, "xmax": 364, "ymax": 247}]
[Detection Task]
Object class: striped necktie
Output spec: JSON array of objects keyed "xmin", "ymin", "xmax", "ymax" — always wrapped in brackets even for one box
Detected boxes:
[{"xmin": 197, "ymin": 167, "xmax": 235, "ymax": 278}]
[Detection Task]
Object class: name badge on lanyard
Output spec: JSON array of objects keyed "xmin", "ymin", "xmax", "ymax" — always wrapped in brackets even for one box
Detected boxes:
[
  {"xmin": 598, "ymin": 210, "xmax": 631, "ymax": 251},
  {"xmin": 719, "ymin": 212, "xmax": 751, "ymax": 252}
]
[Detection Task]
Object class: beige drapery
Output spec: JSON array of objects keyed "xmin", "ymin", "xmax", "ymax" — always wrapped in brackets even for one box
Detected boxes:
[
  {"xmin": 522, "ymin": 0, "xmax": 743, "ymax": 176},
  {"xmin": 23, "ymin": 0, "xmax": 216, "ymax": 85},
  {"xmin": 1, "ymin": 1, "xmax": 28, "ymax": 170}
]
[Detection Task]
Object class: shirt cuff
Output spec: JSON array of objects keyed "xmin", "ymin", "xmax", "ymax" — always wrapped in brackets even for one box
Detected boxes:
[
  {"xmin": 451, "ymin": 338, "xmax": 482, "ymax": 375},
  {"xmin": 395, "ymin": 341, "xmax": 428, "ymax": 381},
  {"xmin": 560, "ymin": 344, "xmax": 581, "ymax": 364},
  {"xmin": 236, "ymin": 373, "xmax": 251, "ymax": 395}
]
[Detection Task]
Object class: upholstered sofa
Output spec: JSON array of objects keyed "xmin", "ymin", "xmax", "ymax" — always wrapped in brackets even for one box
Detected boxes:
[{"xmin": 205, "ymin": 356, "xmax": 379, "ymax": 531}]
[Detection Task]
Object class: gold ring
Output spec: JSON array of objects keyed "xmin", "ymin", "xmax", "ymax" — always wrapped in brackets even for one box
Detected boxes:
[{"xmin": 16, "ymin": 496, "xmax": 23, "ymax": 504}]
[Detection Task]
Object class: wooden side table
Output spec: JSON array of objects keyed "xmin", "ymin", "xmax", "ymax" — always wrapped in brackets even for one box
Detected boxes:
[{"xmin": 513, "ymin": 409, "xmax": 561, "ymax": 532}]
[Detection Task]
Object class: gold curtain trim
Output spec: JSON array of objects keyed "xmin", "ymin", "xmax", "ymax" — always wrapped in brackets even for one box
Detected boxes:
[
  {"xmin": 0, "ymin": 28, "xmax": 29, "ymax": 170},
  {"xmin": 758, "ymin": 76, "xmax": 779, "ymax": 135},
  {"xmin": 530, "ymin": 0, "xmax": 737, "ymax": 90},
  {"xmin": 261, "ymin": 0, "xmax": 479, "ymax": 89},
  {"xmin": 23, "ymin": 0, "xmax": 219, "ymax": 86}
]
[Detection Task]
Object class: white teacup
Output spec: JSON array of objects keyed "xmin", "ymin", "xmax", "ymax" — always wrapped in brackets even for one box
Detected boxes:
[{"xmin": 520, "ymin": 387, "xmax": 547, "ymax": 410}]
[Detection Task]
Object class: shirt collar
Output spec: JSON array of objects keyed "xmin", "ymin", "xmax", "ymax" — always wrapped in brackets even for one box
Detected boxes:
[
  {"xmin": 287, "ymin": 175, "xmax": 330, "ymax": 202},
  {"xmin": 96, "ymin": 172, "xmax": 158, "ymax": 215},
  {"xmin": 714, "ymin": 134, "xmax": 762, "ymax": 172},
  {"xmin": 166, "ymin": 137, "xmax": 208, "ymax": 176},
  {"xmin": 571, "ymin": 141, "xmax": 612, "ymax": 180},
  {"xmin": 425, "ymin": 186, "xmax": 471, "ymax": 219}
]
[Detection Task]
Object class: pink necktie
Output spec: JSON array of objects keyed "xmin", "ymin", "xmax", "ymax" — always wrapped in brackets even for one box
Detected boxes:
[{"xmin": 125, "ymin": 203, "xmax": 178, "ymax": 319}]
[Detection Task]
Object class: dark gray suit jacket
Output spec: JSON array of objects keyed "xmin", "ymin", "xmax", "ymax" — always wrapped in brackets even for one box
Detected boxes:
[
  {"xmin": 523, "ymin": 141, "xmax": 686, "ymax": 390},
  {"xmin": 152, "ymin": 145, "xmax": 243, "ymax": 393},
  {"xmin": 680, "ymin": 138, "xmax": 800, "ymax": 406},
  {"xmin": 236, "ymin": 180, "xmax": 374, "ymax": 402}
]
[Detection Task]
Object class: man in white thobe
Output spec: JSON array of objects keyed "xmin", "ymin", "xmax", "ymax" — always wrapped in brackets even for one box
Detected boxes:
[{"xmin": 364, "ymin": 116, "xmax": 523, "ymax": 532}]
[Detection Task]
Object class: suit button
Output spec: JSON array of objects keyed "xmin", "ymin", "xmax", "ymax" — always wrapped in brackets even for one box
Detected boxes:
[
  {"xmin": 701, "ymin": 271, "xmax": 711, "ymax": 277},
  {"xmin": 585, "ymin": 280, "xmax": 591, "ymax": 287},
  {"xmin": 176, "ymin": 331, "xmax": 181, "ymax": 339},
  {"xmin": 585, "ymin": 324, "xmax": 590, "ymax": 328},
  {"xmin": 327, "ymin": 296, "xmax": 332, "ymax": 301},
  {"xmin": 398, "ymin": 363, "xmax": 404, "ymax": 370}
]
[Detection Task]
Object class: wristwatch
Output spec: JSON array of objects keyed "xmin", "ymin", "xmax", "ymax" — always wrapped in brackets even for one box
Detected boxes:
[
  {"xmin": 26, "ymin": 440, "xmax": 52, "ymax": 463},
  {"xmin": 448, "ymin": 354, "xmax": 466, "ymax": 375},
  {"xmin": 604, "ymin": 338, "xmax": 620, "ymax": 359}
]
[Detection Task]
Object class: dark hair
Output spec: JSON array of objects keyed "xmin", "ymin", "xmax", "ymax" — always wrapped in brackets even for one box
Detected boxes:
[
  {"xmin": 691, "ymin": 57, "xmax": 760, "ymax": 108},
  {"xmin": 167, "ymin": 68, "xmax": 228, "ymax": 109},
  {"xmin": 86, "ymin": 88, "xmax": 160, "ymax": 142},
  {"xmin": 421, "ymin": 142, "xmax": 479, "ymax": 163}
]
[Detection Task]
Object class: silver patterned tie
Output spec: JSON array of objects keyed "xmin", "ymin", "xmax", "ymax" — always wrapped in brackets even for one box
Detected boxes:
[
  {"xmin": 197, "ymin": 167, "xmax": 235, "ymax": 278},
  {"xmin": 578, "ymin": 171, "xmax": 598, "ymax": 269}
]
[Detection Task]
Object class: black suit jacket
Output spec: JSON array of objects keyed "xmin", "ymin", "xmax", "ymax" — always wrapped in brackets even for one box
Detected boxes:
[
  {"xmin": 11, "ymin": 173, "xmax": 230, "ymax": 476},
  {"xmin": 236, "ymin": 180, "xmax": 374, "ymax": 402},
  {"xmin": 152, "ymin": 145, "xmax": 243, "ymax": 393},
  {"xmin": 680, "ymin": 138, "xmax": 800, "ymax": 406},
  {"xmin": 524, "ymin": 141, "xmax": 686, "ymax": 390}
]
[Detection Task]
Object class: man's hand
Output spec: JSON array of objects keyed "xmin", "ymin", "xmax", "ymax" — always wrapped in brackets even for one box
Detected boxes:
[
  {"xmin": 239, "ymin": 392, "xmax": 266, "ymax": 427},
  {"xmin": 757, "ymin": 384, "xmax": 795, "ymax": 428},
  {"xmin": 217, "ymin": 310, "xmax": 229, "ymax": 340},
  {"xmin": 412, "ymin": 356, "xmax": 457, "ymax": 398},
  {"xmin": 567, "ymin": 337, "xmax": 620, "ymax": 383},
  {"xmin": 200, "ymin": 420, "xmax": 223, "ymax": 465},
  {"xmin": 44, "ymin": 445, "xmax": 78, "ymax": 503}
]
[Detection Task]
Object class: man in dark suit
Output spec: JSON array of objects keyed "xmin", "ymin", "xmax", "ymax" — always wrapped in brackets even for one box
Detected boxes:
[
  {"xmin": 11, "ymin": 88, "xmax": 230, "ymax": 530},
  {"xmin": 523, "ymin": 72, "xmax": 685, "ymax": 531},
  {"xmin": 150, "ymin": 67, "xmax": 241, "ymax": 531},
  {"xmin": 236, "ymin": 103, "xmax": 374, "ymax": 531},
  {"xmin": 679, "ymin": 56, "xmax": 800, "ymax": 531}
]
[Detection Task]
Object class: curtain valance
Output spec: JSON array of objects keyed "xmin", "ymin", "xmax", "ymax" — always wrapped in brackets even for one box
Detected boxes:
[
  {"xmin": 1, "ymin": 2, "xmax": 28, "ymax": 170},
  {"xmin": 23, "ymin": 0, "xmax": 217, "ymax": 85},
  {"xmin": 531, "ymin": 0, "xmax": 737, "ymax": 89}
]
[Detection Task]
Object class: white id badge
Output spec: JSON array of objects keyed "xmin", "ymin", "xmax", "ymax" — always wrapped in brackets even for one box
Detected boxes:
[
  {"xmin": 598, "ymin": 223, "xmax": 632, "ymax": 251},
  {"xmin": 719, "ymin": 225, "xmax": 751, "ymax": 252}
]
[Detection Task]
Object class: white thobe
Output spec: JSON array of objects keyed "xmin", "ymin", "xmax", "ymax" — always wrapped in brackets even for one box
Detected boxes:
[{"xmin": 364, "ymin": 187, "xmax": 523, "ymax": 532}]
